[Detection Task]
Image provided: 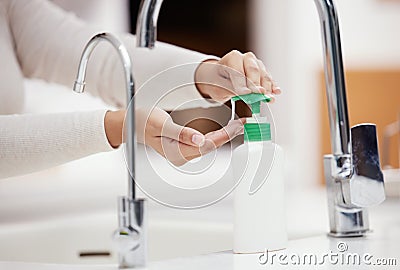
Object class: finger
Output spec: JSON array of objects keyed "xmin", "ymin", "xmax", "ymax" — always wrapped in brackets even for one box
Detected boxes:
[
  {"xmin": 163, "ymin": 119, "xmax": 246, "ymax": 166},
  {"xmin": 176, "ymin": 137, "xmax": 219, "ymax": 163},
  {"xmin": 172, "ymin": 119, "xmax": 246, "ymax": 163},
  {"xmin": 257, "ymin": 60, "xmax": 273, "ymax": 95},
  {"xmin": 268, "ymin": 96, "xmax": 276, "ymax": 103},
  {"xmin": 174, "ymin": 141, "xmax": 218, "ymax": 166},
  {"xmin": 257, "ymin": 60, "xmax": 282, "ymax": 95},
  {"xmin": 205, "ymin": 118, "xmax": 245, "ymax": 148},
  {"xmin": 162, "ymin": 139, "xmax": 192, "ymax": 167},
  {"xmin": 272, "ymin": 85, "xmax": 281, "ymax": 95},
  {"xmin": 161, "ymin": 122, "xmax": 205, "ymax": 147},
  {"xmin": 159, "ymin": 137, "xmax": 203, "ymax": 166},
  {"xmin": 221, "ymin": 50, "xmax": 250, "ymax": 95},
  {"xmin": 244, "ymin": 52, "xmax": 263, "ymax": 93},
  {"xmin": 161, "ymin": 119, "xmax": 246, "ymax": 166}
]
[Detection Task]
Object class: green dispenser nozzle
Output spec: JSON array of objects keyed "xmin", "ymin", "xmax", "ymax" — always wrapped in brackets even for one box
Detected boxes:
[
  {"xmin": 231, "ymin": 93, "xmax": 272, "ymax": 142},
  {"xmin": 231, "ymin": 93, "xmax": 271, "ymax": 114}
]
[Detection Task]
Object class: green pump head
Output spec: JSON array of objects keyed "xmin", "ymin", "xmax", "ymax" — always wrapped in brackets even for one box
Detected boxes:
[
  {"xmin": 231, "ymin": 93, "xmax": 271, "ymax": 114},
  {"xmin": 231, "ymin": 93, "xmax": 271, "ymax": 142}
]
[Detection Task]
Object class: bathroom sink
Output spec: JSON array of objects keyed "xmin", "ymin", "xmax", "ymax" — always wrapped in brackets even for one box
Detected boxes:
[
  {"xmin": 0, "ymin": 204, "xmax": 233, "ymax": 264},
  {"xmin": 1, "ymin": 231, "xmax": 399, "ymax": 270},
  {"xmin": 1, "ymin": 186, "xmax": 397, "ymax": 266},
  {"xmin": 0, "ymin": 144, "xmax": 235, "ymax": 264},
  {"xmin": 0, "ymin": 148, "xmax": 326, "ymax": 265}
]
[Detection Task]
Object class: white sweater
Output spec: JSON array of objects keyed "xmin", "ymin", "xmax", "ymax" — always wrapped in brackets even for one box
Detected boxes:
[{"xmin": 0, "ymin": 0, "xmax": 214, "ymax": 178}]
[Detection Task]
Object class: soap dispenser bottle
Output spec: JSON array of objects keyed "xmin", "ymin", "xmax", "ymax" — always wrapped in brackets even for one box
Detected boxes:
[{"xmin": 231, "ymin": 93, "xmax": 287, "ymax": 254}]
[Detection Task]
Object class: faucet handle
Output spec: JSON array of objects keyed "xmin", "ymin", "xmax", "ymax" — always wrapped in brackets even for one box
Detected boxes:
[{"xmin": 343, "ymin": 124, "xmax": 386, "ymax": 207}]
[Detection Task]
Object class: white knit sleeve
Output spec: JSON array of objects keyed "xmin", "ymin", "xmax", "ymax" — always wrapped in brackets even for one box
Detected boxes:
[
  {"xmin": 0, "ymin": 110, "xmax": 114, "ymax": 179},
  {"xmin": 8, "ymin": 0, "xmax": 221, "ymax": 111}
]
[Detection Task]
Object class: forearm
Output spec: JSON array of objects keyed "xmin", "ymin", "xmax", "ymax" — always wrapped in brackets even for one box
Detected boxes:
[{"xmin": 0, "ymin": 110, "xmax": 113, "ymax": 179}]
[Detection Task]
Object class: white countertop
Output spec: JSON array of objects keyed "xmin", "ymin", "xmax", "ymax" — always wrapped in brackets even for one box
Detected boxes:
[
  {"xmin": 1, "ymin": 197, "xmax": 399, "ymax": 269},
  {"xmin": 1, "ymin": 231, "xmax": 399, "ymax": 270}
]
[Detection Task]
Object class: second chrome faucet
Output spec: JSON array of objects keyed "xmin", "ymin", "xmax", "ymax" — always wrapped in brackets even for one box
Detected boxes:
[{"xmin": 314, "ymin": 0, "xmax": 385, "ymax": 237}]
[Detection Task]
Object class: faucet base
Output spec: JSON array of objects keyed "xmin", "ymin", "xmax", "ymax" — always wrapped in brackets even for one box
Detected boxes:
[
  {"xmin": 327, "ymin": 204, "xmax": 370, "ymax": 238},
  {"xmin": 114, "ymin": 197, "xmax": 147, "ymax": 268},
  {"xmin": 328, "ymin": 230, "xmax": 370, "ymax": 238},
  {"xmin": 324, "ymin": 155, "xmax": 371, "ymax": 237}
]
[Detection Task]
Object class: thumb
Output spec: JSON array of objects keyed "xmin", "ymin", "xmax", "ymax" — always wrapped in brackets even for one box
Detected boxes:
[{"xmin": 162, "ymin": 122, "xmax": 205, "ymax": 147}]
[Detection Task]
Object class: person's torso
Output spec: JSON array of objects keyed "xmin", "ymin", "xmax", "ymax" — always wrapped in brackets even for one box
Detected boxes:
[{"xmin": 0, "ymin": 0, "xmax": 25, "ymax": 115}]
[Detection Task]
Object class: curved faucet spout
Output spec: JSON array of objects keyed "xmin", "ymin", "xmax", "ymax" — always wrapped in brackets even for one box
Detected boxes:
[
  {"xmin": 73, "ymin": 33, "xmax": 134, "ymax": 98},
  {"xmin": 314, "ymin": 0, "xmax": 351, "ymax": 158},
  {"xmin": 73, "ymin": 32, "xmax": 136, "ymax": 200},
  {"xmin": 136, "ymin": 0, "xmax": 164, "ymax": 48}
]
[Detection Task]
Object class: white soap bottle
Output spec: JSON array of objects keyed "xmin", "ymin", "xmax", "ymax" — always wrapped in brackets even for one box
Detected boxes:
[{"xmin": 231, "ymin": 94, "xmax": 287, "ymax": 254}]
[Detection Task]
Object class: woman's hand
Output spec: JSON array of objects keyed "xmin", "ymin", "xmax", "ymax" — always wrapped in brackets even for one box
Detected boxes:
[
  {"xmin": 136, "ymin": 107, "xmax": 244, "ymax": 166},
  {"xmin": 105, "ymin": 108, "xmax": 244, "ymax": 166},
  {"xmin": 195, "ymin": 50, "xmax": 281, "ymax": 103}
]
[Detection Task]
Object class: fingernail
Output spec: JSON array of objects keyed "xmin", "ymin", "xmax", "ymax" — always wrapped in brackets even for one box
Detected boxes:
[
  {"xmin": 273, "ymin": 86, "xmax": 282, "ymax": 94},
  {"xmin": 192, "ymin": 134, "xmax": 205, "ymax": 146}
]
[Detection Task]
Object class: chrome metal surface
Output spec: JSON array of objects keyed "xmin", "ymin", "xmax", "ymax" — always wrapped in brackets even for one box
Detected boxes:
[
  {"xmin": 314, "ymin": 0, "xmax": 351, "ymax": 158},
  {"xmin": 113, "ymin": 197, "xmax": 147, "ymax": 268},
  {"xmin": 73, "ymin": 32, "xmax": 136, "ymax": 200},
  {"xmin": 348, "ymin": 124, "xmax": 385, "ymax": 207},
  {"xmin": 315, "ymin": 0, "xmax": 385, "ymax": 237},
  {"xmin": 73, "ymin": 33, "xmax": 146, "ymax": 267},
  {"xmin": 324, "ymin": 155, "xmax": 370, "ymax": 237},
  {"xmin": 136, "ymin": 0, "xmax": 164, "ymax": 48}
]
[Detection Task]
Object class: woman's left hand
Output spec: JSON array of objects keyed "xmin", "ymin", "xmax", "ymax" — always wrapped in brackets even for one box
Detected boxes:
[{"xmin": 195, "ymin": 50, "xmax": 281, "ymax": 103}]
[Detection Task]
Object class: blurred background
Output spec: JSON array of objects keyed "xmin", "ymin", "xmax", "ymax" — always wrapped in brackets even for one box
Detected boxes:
[
  {"xmin": 55, "ymin": 0, "xmax": 400, "ymax": 187},
  {"xmin": 0, "ymin": 0, "xmax": 399, "ymax": 264}
]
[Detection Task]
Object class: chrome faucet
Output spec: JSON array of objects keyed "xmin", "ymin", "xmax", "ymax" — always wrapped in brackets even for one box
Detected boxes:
[
  {"xmin": 73, "ymin": 33, "xmax": 147, "ymax": 267},
  {"xmin": 136, "ymin": 0, "xmax": 164, "ymax": 48},
  {"xmin": 314, "ymin": 0, "xmax": 385, "ymax": 237},
  {"xmin": 136, "ymin": 0, "xmax": 386, "ymax": 237}
]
